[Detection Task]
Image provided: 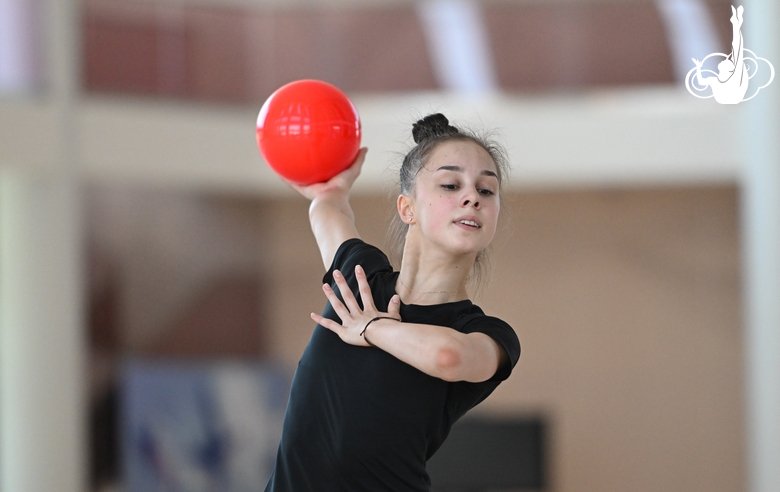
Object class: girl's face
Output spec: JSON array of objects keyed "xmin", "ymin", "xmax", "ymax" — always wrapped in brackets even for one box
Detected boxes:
[{"xmin": 400, "ymin": 139, "xmax": 501, "ymax": 259}]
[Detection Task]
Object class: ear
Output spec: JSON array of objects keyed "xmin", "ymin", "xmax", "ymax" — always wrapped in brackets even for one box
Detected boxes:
[{"xmin": 397, "ymin": 194, "xmax": 416, "ymax": 224}]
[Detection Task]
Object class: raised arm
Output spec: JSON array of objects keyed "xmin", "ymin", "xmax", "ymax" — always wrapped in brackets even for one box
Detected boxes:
[{"xmin": 286, "ymin": 148, "xmax": 368, "ymax": 269}]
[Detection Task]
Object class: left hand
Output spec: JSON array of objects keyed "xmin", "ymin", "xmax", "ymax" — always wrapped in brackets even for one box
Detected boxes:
[{"xmin": 311, "ymin": 264, "xmax": 401, "ymax": 347}]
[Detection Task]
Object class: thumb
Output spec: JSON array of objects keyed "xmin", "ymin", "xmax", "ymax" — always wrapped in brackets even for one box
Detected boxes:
[{"xmin": 388, "ymin": 295, "xmax": 402, "ymax": 321}]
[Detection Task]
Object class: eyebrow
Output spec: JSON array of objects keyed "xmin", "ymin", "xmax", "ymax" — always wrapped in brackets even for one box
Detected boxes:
[{"xmin": 436, "ymin": 165, "xmax": 498, "ymax": 179}]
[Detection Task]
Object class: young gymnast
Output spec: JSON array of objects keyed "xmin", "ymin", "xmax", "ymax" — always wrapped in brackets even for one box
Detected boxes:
[
  {"xmin": 264, "ymin": 113, "xmax": 521, "ymax": 491},
  {"xmin": 692, "ymin": 5, "xmax": 748, "ymax": 104}
]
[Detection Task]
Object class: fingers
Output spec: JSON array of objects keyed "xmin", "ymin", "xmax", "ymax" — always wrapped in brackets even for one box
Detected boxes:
[
  {"xmin": 321, "ymin": 283, "xmax": 352, "ymax": 322},
  {"xmin": 348, "ymin": 147, "xmax": 368, "ymax": 172},
  {"xmin": 355, "ymin": 265, "xmax": 377, "ymax": 312},
  {"xmin": 319, "ymin": 266, "xmax": 401, "ymax": 333},
  {"xmin": 283, "ymin": 176, "xmax": 339, "ymax": 202},
  {"xmin": 330, "ymin": 147, "xmax": 368, "ymax": 189},
  {"xmin": 387, "ymin": 294, "xmax": 401, "ymax": 321},
  {"xmin": 333, "ymin": 148, "xmax": 367, "ymax": 180},
  {"xmin": 311, "ymin": 312, "xmax": 344, "ymax": 333},
  {"xmin": 285, "ymin": 148, "xmax": 368, "ymax": 199},
  {"xmin": 321, "ymin": 267, "xmax": 374, "ymax": 324},
  {"xmin": 283, "ymin": 179, "xmax": 317, "ymax": 199},
  {"xmin": 332, "ymin": 270, "xmax": 361, "ymax": 313},
  {"xmin": 353, "ymin": 147, "xmax": 368, "ymax": 166}
]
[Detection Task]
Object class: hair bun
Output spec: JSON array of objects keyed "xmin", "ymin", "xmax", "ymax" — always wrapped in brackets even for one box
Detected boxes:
[{"xmin": 412, "ymin": 113, "xmax": 459, "ymax": 144}]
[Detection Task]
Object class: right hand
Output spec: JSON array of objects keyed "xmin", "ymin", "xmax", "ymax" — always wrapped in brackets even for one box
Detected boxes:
[
  {"xmin": 311, "ymin": 264, "xmax": 402, "ymax": 347},
  {"xmin": 285, "ymin": 147, "xmax": 368, "ymax": 201}
]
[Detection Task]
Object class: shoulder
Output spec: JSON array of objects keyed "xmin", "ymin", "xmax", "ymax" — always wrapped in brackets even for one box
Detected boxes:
[{"xmin": 323, "ymin": 238, "xmax": 393, "ymax": 284}]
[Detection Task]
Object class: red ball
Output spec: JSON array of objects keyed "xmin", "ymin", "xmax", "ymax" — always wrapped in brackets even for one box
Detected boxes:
[{"xmin": 256, "ymin": 80, "xmax": 361, "ymax": 185}]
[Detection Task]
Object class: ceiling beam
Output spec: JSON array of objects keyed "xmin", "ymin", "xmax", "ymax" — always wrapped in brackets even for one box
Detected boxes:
[{"xmin": 1, "ymin": 86, "xmax": 740, "ymax": 195}]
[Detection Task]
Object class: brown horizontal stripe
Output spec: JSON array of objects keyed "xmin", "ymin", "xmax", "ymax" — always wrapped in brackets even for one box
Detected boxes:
[
  {"xmin": 82, "ymin": 1, "xmax": 734, "ymax": 101},
  {"xmin": 485, "ymin": 2, "xmax": 676, "ymax": 89}
]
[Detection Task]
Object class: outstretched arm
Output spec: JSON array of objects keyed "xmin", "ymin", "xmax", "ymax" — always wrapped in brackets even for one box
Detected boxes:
[
  {"xmin": 286, "ymin": 148, "xmax": 368, "ymax": 270},
  {"xmin": 312, "ymin": 265, "xmax": 508, "ymax": 383}
]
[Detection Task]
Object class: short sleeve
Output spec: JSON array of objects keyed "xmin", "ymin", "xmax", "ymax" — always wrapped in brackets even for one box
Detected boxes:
[
  {"xmin": 442, "ymin": 315, "xmax": 520, "ymax": 423},
  {"xmin": 459, "ymin": 314, "xmax": 521, "ymax": 382},
  {"xmin": 323, "ymin": 239, "xmax": 394, "ymax": 286}
]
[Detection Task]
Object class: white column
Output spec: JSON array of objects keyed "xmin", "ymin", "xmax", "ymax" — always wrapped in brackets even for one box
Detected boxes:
[
  {"xmin": 0, "ymin": 177, "xmax": 86, "ymax": 492},
  {"xmin": 417, "ymin": 0, "xmax": 498, "ymax": 94},
  {"xmin": 740, "ymin": 1, "xmax": 780, "ymax": 492},
  {"xmin": 655, "ymin": 0, "xmax": 721, "ymax": 83},
  {"xmin": 0, "ymin": 0, "xmax": 86, "ymax": 490}
]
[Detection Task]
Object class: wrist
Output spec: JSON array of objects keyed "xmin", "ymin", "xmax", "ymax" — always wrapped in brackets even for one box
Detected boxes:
[
  {"xmin": 312, "ymin": 187, "xmax": 349, "ymax": 204},
  {"xmin": 361, "ymin": 316, "xmax": 399, "ymax": 347},
  {"xmin": 310, "ymin": 188, "xmax": 350, "ymax": 215}
]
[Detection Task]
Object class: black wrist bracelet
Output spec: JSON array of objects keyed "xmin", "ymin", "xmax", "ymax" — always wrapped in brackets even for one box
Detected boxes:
[{"xmin": 360, "ymin": 316, "xmax": 399, "ymax": 347}]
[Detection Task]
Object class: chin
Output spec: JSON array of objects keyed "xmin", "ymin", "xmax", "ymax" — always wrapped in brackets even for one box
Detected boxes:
[{"xmin": 447, "ymin": 239, "xmax": 492, "ymax": 258}]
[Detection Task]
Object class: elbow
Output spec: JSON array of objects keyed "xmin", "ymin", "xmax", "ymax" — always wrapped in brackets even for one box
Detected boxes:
[{"xmin": 435, "ymin": 345, "xmax": 464, "ymax": 382}]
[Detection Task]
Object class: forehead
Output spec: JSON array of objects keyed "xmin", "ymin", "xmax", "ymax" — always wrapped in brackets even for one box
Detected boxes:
[{"xmin": 424, "ymin": 139, "xmax": 497, "ymax": 174}]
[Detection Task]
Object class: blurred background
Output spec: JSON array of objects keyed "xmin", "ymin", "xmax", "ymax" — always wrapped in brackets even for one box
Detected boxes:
[{"xmin": 1, "ymin": 0, "xmax": 778, "ymax": 491}]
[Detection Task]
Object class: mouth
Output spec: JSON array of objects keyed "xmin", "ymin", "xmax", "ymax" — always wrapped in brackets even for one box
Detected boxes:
[{"xmin": 455, "ymin": 218, "xmax": 481, "ymax": 229}]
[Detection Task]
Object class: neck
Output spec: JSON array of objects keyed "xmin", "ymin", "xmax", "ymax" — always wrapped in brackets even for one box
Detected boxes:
[{"xmin": 396, "ymin": 242, "xmax": 474, "ymax": 305}]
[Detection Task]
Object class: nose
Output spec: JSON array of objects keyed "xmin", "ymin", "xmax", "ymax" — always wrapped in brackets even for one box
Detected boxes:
[{"xmin": 462, "ymin": 190, "xmax": 480, "ymax": 209}]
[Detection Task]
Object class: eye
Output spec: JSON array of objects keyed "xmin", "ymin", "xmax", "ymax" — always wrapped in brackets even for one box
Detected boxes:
[
  {"xmin": 479, "ymin": 188, "xmax": 495, "ymax": 196},
  {"xmin": 441, "ymin": 184, "xmax": 458, "ymax": 191}
]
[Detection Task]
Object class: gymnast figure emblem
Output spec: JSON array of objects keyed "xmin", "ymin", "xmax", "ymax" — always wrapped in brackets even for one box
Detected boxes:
[{"xmin": 686, "ymin": 5, "xmax": 774, "ymax": 104}]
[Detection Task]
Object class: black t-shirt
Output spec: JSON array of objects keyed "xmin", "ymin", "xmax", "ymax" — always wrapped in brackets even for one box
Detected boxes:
[{"xmin": 265, "ymin": 239, "xmax": 521, "ymax": 491}]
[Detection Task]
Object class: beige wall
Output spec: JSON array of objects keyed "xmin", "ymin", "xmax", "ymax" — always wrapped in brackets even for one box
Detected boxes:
[{"xmin": 261, "ymin": 186, "xmax": 745, "ymax": 492}]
